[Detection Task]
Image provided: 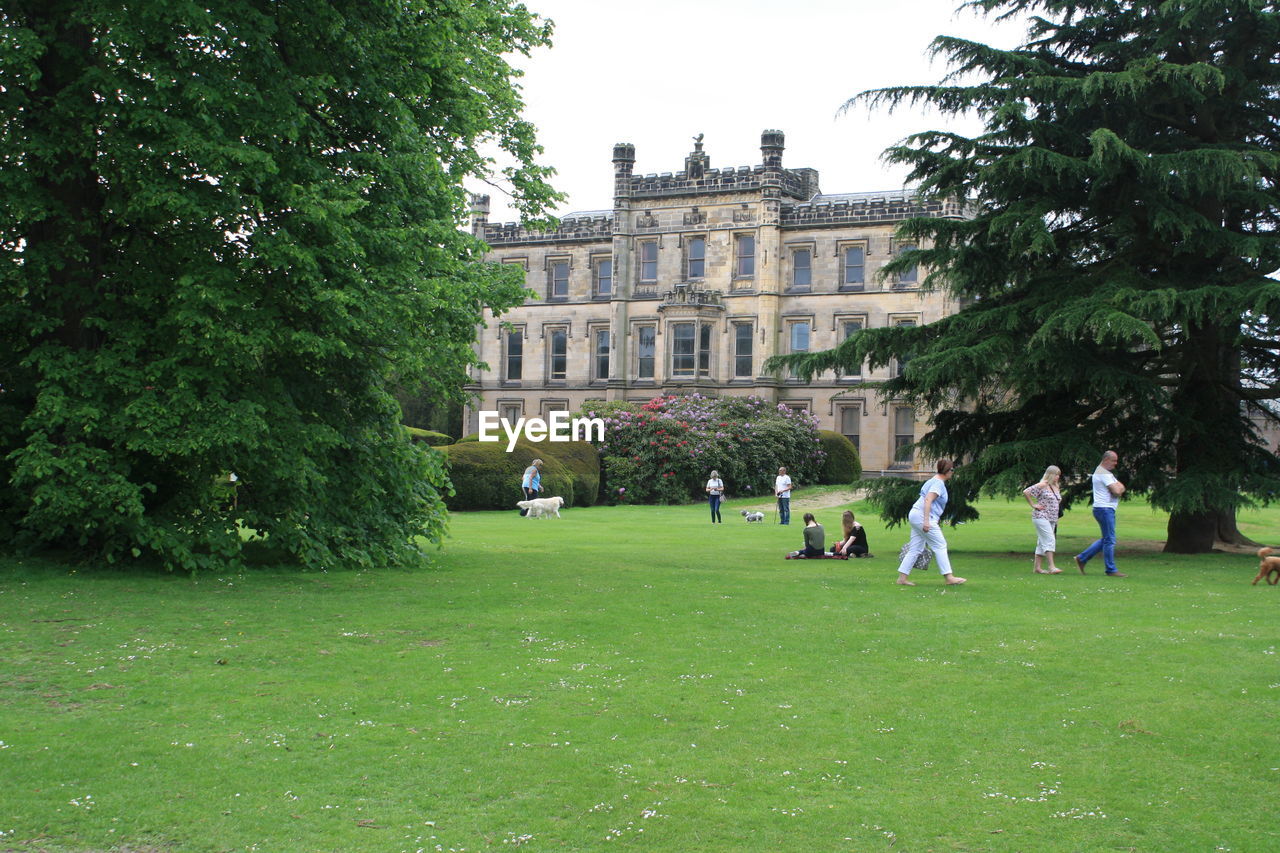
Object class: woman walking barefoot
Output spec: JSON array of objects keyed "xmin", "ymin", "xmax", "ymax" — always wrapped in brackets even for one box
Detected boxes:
[
  {"xmin": 896, "ymin": 459, "xmax": 966, "ymax": 586},
  {"xmin": 1023, "ymin": 465, "xmax": 1063, "ymax": 574}
]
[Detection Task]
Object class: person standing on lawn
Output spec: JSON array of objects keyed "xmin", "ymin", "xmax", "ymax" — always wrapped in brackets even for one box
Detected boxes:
[
  {"xmin": 1074, "ymin": 451, "xmax": 1127, "ymax": 577},
  {"xmin": 1024, "ymin": 465, "xmax": 1064, "ymax": 574},
  {"xmin": 774, "ymin": 467, "xmax": 793, "ymax": 525},
  {"xmin": 705, "ymin": 470, "xmax": 725, "ymax": 523}
]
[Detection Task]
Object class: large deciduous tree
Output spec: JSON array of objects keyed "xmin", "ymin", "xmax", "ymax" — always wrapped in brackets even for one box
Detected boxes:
[
  {"xmin": 0, "ymin": 0, "xmax": 558, "ymax": 570},
  {"xmin": 774, "ymin": 0, "xmax": 1280, "ymax": 552}
]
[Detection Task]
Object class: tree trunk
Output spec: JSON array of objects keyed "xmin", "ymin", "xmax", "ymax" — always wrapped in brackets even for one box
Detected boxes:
[
  {"xmin": 1164, "ymin": 510, "xmax": 1217, "ymax": 553},
  {"xmin": 1214, "ymin": 507, "xmax": 1262, "ymax": 547}
]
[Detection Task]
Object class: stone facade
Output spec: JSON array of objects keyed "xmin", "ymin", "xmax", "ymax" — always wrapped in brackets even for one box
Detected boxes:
[{"xmin": 463, "ymin": 131, "xmax": 966, "ymax": 476}]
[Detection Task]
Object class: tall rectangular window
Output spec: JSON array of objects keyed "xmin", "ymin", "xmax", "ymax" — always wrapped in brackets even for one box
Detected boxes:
[
  {"xmin": 500, "ymin": 403, "xmax": 522, "ymax": 423},
  {"xmin": 637, "ymin": 326, "xmax": 656, "ymax": 379},
  {"xmin": 894, "ymin": 319, "xmax": 916, "ymax": 377},
  {"xmin": 897, "ymin": 244, "xmax": 918, "ymax": 286},
  {"xmin": 734, "ymin": 323, "xmax": 753, "ymax": 377},
  {"xmin": 698, "ymin": 324, "xmax": 712, "ymax": 376},
  {"xmin": 842, "ymin": 246, "xmax": 865, "ymax": 290},
  {"xmin": 788, "ymin": 321, "xmax": 810, "ymax": 378},
  {"xmin": 504, "ymin": 330, "xmax": 523, "ymax": 381},
  {"xmin": 639, "ymin": 241, "xmax": 657, "ymax": 282},
  {"xmin": 687, "ymin": 237, "xmax": 705, "ymax": 279},
  {"xmin": 672, "ymin": 322, "xmax": 696, "ymax": 376},
  {"xmin": 735, "ymin": 235, "xmax": 755, "ymax": 277},
  {"xmin": 841, "ymin": 319, "xmax": 863, "ymax": 378},
  {"xmin": 594, "ymin": 258, "xmax": 612, "ymax": 297},
  {"xmin": 792, "ymin": 249, "xmax": 811, "ymax": 288},
  {"xmin": 893, "ymin": 407, "xmax": 915, "ymax": 465},
  {"xmin": 550, "ymin": 261, "xmax": 569, "ymax": 299},
  {"xmin": 548, "ymin": 329, "xmax": 567, "ymax": 380},
  {"xmin": 594, "ymin": 329, "xmax": 610, "ymax": 381},
  {"xmin": 840, "ymin": 407, "xmax": 861, "ymax": 452}
]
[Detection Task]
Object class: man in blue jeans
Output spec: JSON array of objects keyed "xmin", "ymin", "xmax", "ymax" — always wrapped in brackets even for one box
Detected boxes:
[
  {"xmin": 774, "ymin": 466, "xmax": 793, "ymax": 525},
  {"xmin": 1075, "ymin": 450, "xmax": 1128, "ymax": 577}
]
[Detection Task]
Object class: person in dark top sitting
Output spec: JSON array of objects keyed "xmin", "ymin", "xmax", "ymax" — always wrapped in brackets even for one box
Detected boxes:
[
  {"xmin": 789, "ymin": 512, "xmax": 825, "ymax": 558},
  {"xmin": 831, "ymin": 510, "xmax": 871, "ymax": 558}
]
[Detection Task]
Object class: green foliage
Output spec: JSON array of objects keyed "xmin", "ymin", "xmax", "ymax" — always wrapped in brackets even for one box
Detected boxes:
[
  {"xmin": 816, "ymin": 430, "xmax": 863, "ymax": 484},
  {"xmin": 543, "ymin": 440, "xmax": 601, "ymax": 508},
  {"xmin": 441, "ymin": 440, "xmax": 575, "ymax": 511},
  {"xmin": 777, "ymin": 0, "xmax": 1280, "ymax": 550},
  {"xmin": 585, "ymin": 395, "xmax": 825, "ymax": 504},
  {"xmin": 405, "ymin": 427, "xmax": 453, "ymax": 447},
  {"xmin": 0, "ymin": 0, "xmax": 559, "ymax": 570}
]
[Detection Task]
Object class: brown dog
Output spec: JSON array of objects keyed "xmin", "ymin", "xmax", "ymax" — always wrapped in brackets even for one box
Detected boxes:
[{"xmin": 1253, "ymin": 547, "xmax": 1280, "ymax": 585}]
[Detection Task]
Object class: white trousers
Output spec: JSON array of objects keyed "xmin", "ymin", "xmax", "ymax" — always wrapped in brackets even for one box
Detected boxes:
[
  {"xmin": 1032, "ymin": 517, "xmax": 1056, "ymax": 555},
  {"xmin": 897, "ymin": 513, "xmax": 953, "ymax": 576}
]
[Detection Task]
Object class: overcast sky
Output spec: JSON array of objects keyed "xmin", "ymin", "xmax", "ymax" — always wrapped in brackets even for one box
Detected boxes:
[{"xmin": 473, "ymin": 0, "xmax": 1027, "ymax": 223}]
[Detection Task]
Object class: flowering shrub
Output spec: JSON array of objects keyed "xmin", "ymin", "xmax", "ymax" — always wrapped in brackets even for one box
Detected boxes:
[{"xmin": 579, "ymin": 395, "xmax": 825, "ymax": 504}]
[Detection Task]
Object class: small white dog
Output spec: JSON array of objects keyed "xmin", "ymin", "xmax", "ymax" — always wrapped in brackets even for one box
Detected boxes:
[
  {"xmin": 517, "ymin": 496, "xmax": 565, "ymax": 518},
  {"xmin": 741, "ymin": 510, "xmax": 765, "ymax": 523}
]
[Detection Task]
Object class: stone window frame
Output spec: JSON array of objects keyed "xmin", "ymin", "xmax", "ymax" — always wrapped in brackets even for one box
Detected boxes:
[
  {"xmin": 836, "ymin": 239, "xmax": 870, "ymax": 292},
  {"xmin": 546, "ymin": 254, "xmax": 572, "ymax": 302},
  {"xmin": 888, "ymin": 313, "xmax": 921, "ymax": 378},
  {"xmin": 891, "ymin": 403, "xmax": 916, "ymax": 468},
  {"xmin": 501, "ymin": 323, "xmax": 526, "ymax": 384},
  {"xmin": 591, "ymin": 252, "xmax": 614, "ymax": 299},
  {"xmin": 733, "ymin": 231, "xmax": 756, "ymax": 281},
  {"xmin": 540, "ymin": 398, "xmax": 570, "ymax": 421},
  {"xmin": 782, "ymin": 312, "xmax": 816, "ymax": 381},
  {"xmin": 787, "ymin": 241, "xmax": 815, "ymax": 291},
  {"xmin": 588, "ymin": 323, "xmax": 611, "ymax": 384},
  {"xmin": 834, "ymin": 398, "xmax": 866, "ymax": 453},
  {"xmin": 683, "ymin": 233, "xmax": 708, "ymax": 281},
  {"xmin": 497, "ymin": 399, "xmax": 525, "ymax": 424},
  {"xmin": 832, "ymin": 312, "xmax": 868, "ymax": 380},
  {"xmin": 544, "ymin": 323, "xmax": 570, "ymax": 383},
  {"xmin": 889, "ymin": 238, "xmax": 920, "ymax": 289},
  {"xmin": 637, "ymin": 239, "xmax": 659, "ymax": 284},
  {"xmin": 632, "ymin": 320, "xmax": 658, "ymax": 381},
  {"xmin": 731, "ymin": 319, "xmax": 754, "ymax": 379}
]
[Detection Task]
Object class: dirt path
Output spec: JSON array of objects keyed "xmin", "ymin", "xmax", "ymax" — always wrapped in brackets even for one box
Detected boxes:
[{"xmin": 742, "ymin": 488, "xmax": 864, "ymax": 514}]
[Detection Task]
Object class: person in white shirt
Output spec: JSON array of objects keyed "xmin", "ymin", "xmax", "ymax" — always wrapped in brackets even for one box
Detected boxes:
[
  {"xmin": 774, "ymin": 467, "xmax": 793, "ymax": 525},
  {"xmin": 1074, "ymin": 450, "xmax": 1127, "ymax": 577},
  {"xmin": 705, "ymin": 470, "xmax": 725, "ymax": 523}
]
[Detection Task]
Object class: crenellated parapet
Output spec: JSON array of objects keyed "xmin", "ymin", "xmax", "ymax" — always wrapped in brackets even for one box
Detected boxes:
[
  {"xmin": 482, "ymin": 212, "xmax": 615, "ymax": 246},
  {"xmin": 781, "ymin": 192, "xmax": 964, "ymax": 228}
]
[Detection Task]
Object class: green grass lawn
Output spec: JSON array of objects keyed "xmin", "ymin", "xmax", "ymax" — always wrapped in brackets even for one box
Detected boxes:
[{"xmin": 2, "ymin": 493, "xmax": 1277, "ymax": 852}]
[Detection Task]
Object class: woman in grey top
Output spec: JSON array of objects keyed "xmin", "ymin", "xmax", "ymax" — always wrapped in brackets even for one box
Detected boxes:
[{"xmin": 789, "ymin": 512, "xmax": 825, "ymax": 558}]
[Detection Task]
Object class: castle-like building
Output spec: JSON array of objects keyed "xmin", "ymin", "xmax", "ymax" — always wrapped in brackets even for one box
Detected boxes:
[{"xmin": 463, "ymin": 131, "xmax": 965, "ymax": 475}]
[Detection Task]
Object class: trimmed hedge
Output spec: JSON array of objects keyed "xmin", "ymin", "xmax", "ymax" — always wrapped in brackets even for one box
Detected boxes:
[
  {"xmin": 405, "ymin": 426, "xmax": 453, "ymax": 446},
  {"xmin": 545, "ymin": 440, "xmax": 601, "ymax": 507},
  {"xmin": 817, "ymin": 430, "xmax": 863, "ymax": 484},
  {"xmin": 441, "ymin": 441, "xmax": 577, "ymax": 511}
]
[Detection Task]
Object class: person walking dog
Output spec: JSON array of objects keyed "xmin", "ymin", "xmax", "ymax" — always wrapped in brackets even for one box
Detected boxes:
[{"xmin": 519, "ymin": 458, "xmax": 543, "ymax": 517}]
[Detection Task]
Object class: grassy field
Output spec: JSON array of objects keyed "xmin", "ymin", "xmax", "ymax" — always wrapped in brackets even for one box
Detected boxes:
[{"xmin": 1, "ymin": 492, "xmax": 1277, "ymax": 852}]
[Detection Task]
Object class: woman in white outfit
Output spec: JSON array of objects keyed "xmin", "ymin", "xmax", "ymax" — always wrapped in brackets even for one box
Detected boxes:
[
  {"xmin": 1023, "ymin": 465, "xmax": 1063, "ymax": 574},
  {"xmin": 896, "ymin": 458, "xmax": 966, "ymax": 586}
]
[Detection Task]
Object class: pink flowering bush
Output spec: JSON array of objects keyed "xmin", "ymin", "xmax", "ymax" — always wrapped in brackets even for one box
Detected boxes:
[{"xmin": 579, "ymin": 395, "xmax": 825, "ymax": 504}]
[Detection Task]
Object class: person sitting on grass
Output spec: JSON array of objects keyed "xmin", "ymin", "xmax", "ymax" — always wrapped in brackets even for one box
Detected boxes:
[
  {"xmin": 789, "ymin": 512, "xmax": 825, "ymax": 559},
  {"xmin": 831, "ymin": 510, "xmax": 871, "ymax": 558}
]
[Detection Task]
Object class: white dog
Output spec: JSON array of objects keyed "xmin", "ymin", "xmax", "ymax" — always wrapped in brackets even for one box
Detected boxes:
[
  {"xmin": 741, "ymin": 510, "xmax": 765, "ymax": 523},
  {"xmin": 517, "ymin": 496, "xmax": 565, "ymax": 518}
]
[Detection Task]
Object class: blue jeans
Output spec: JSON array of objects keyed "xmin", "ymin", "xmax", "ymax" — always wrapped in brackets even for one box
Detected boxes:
[
  {"xmin": 1078, "ymin": 507, "xmax": 1118, "ymax": 573},
  {"xmin": 708, "ymin": 494, "xmax": 722, "ymax": 523},
  {"xmin": 777, "ymin": 497, "xmax": 791, "ymax": 525}
]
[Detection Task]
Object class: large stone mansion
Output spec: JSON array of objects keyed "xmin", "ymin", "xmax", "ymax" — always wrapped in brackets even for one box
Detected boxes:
[{"xmin": 463, "ymin": 131, "xmax": 965, "ymax": 475}]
